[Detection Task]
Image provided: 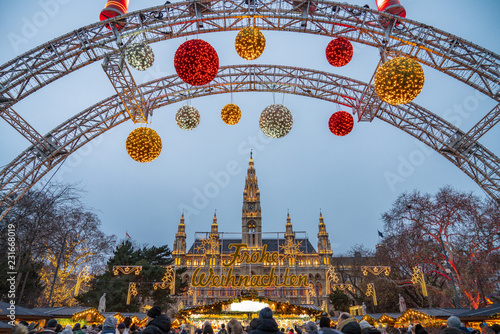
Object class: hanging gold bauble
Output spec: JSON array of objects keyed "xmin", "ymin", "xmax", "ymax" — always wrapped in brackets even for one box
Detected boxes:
[
  {"xmin": 176, "ymin": 105, "xmax": 200, "ymax": 130},
  {"xmin": 221, "ymin": 103, "xmax": 242, "ymax": 125},
  {"xmin": 235, "ymin": 27, "xmax": 266, "ymax": 60},
  {"xmin": 259, "ymin": 104, "xmax": 293, "ymax": 138},
  {"xmin": 126, "ymin": 127, "xmax": 162, "ymax": 163},
  {"xmin": 374, "ymin": 56, "xmax": 425, "ymax": 105}
]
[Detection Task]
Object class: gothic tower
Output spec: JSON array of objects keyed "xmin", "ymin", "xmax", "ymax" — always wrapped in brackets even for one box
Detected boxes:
[
  {"xmin": 317, "ymin": 212, "xmax": 333, "ymax": 265},
  {"xmin": 208, "ymin": 211, "xmax": 220, "ymax": 266},
  {"xmin": 242, "ymin": 152, "xmax": 262, "ymax": 248},
  {"xmin": 284, "ymin": 211, "xmax": 295, "ymax": 242},
  {"xmin": 173, "ymin": 213, "xmax": 187, "ymax": 266}
]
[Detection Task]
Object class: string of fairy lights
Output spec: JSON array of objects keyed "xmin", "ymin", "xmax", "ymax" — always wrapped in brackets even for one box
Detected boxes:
[{"xmin": 123, "ymin": 26, "xmax": 425, "ymax": 163}]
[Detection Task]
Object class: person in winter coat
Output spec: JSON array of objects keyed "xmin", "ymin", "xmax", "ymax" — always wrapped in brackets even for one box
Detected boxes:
[
  {"xmin": 61, "ymin": 325, "xmax": 74, "ymax": 334},
  {"xmin": 305, "ymin": 322, "xmax": 318, "ymax": 334},
  {"xmin": 40, "ymin": 319, "xmax": 59, "ymax": 334},
  {"xmin": 337, "ymin": 313, "xmax": 361, "ymax": 334},
  {"xmin": 318, "ymin": 317, "xmax": 342, "ymax": 334},
  {"xmin": 248, "ymin": 307, "xmax": 281, "ymax": 334},
  {"xmin": 74, "ymin": 323, "xmax": 84, "ymax": 334},
  {"xmin": 359, "ymin": 321, "xmax": 381, "ymax": 334},
  {"xmin": 227, "ymin": 318, "xmax": 244, "ymax": 334},
  {"xmin": 203, "ymin": 322, "xmax": 214, "ymax": 334},
  {"xmin": 141, "ymin": 306, "xmax": 171, "ymax": 334},
  {"xmin": 102, "ymin": 316, "xmax": 118, "ymax": 334}
]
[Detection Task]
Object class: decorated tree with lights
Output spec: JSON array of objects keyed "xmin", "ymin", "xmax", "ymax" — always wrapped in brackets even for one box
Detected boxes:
[
  {"xmin": 77, "ymin": 240, "xmax": 187, "ymax": 312},
  {"xmin": 379, "ymin": 186, "xmax": 500, "ymax": 309},
  {"xmin": 0, "ymin": 184, "xmax": 115, "ymax": 307}
]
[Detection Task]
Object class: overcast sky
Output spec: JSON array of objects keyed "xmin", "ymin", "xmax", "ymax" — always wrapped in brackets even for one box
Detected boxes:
[{"xmin": 0, "ymin": 0, "xmax": 499, "ymax": 254}]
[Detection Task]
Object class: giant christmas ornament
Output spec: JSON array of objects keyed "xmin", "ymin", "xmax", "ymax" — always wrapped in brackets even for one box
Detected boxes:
[
  {"xmin": 126, "ymin": 127, "xmax": 162, "ymax": 163},
  {"xmin": 100, "ymin": 0, "xmax": 129, "ymax": 30},
  {"xmin": 174, "ymin": 39, "xmax": 219, "ymax": 86},
  {"xmin": 235, "ymin": 27, "xmax": 266, "ymax": 60},
  {"xmin": 325, "ymin": 37, "xmax": 353, "ymax": 67},
  {"xmin": 374, "ymin": 57, "xmax": 425, "ymax": 105},
  {"xmin": 126, "ymin": 42, "xmax": 155, "ymax": 71},
  {"xmin": 221, "ymin": 103, "xmax": 242, "ymax": 125},
  {"xmin": 328, "ymin": 111, "xmax": 354, "ymax": 136},
  {"xmin": 259, "ymin": 104, "xmax": 293, "ymax": 138},
  {"xmin": 176, "ymin": 105, "xmax": 200, "ymax": 130}
]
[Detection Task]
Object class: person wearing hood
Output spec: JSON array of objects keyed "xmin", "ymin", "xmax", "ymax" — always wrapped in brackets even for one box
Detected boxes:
[
  {"xmin": 74, "ymin": 323, "xmax": 84, "ymax": 334},
  {"xmin": 337, "ymin": 313, "xmax": 361, "ymax": 334},
  {"xmin": 102, "ymin": 316, "xmax": 118, "ymax": 334},
  {"xmin": 305, "ymin": 322, "xmax": 318, "ymax": 334},
  {"xmin": 248, "ymin": 307, "xmax": 281, "ymax": 334},
  {"xmin": 142, "ymin": 306, "xmax": 171, "ymax": 334},
  {"xmin": 203, "ymin": 322, "xmax": 214, "ymax": 334}
]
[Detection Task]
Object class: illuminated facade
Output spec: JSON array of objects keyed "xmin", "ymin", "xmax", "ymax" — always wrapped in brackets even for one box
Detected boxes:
[{"xmin": 172, "ymin": 153, "xmax": 334, "ymax": 308}]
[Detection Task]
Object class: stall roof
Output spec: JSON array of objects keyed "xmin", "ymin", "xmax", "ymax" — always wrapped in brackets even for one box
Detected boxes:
[
  {"xmin": 459, "ymin": 304, "xmax": 500, "ymax": 317},
  {"xmin": 34, "ymin": 307, "xmax": 94, "ymax": 318},
  {"xmin": 0, "ymin": 303, "xmax": 49, "ymax": 318}
]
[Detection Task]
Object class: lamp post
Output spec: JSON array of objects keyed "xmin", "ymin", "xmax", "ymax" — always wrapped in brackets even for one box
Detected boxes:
[
  {"xmin": 47, "ymin": 232, "xmax": 78, "ymax": 307},
  {"xmin": 428, "ymin": 229, "xmax": 462, "ymax": 308}
]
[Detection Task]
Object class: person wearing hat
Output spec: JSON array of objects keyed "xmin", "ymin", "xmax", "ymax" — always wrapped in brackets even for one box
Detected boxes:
[
  {"xmin": 304, "ymin": 322, "xmax": 318, "ymax": 334},
  {"xmin": 318, "ymin": 317, "xmax": 342, "ymax": 334},
  {"xmin": 74, "ymin": 323, "xmax": 84, "ymax": 334},
  {"xmin": 118, "ymin": 323, "xmax": 127, "ymax": 334},
  {"xmin": 40, "ymin": 319, "xmax": 59, "ymax": 334},
  {"xmin": 358, "ymin": 321, "xmax": 380, "ymax": 334},
  {"xmin": 337, "ymin": 313, "xmax": 361, "ymax": 334},
  {"xmin": 247, "ymin": 307, "xmax": 281, "ymax": 334},
  {"xmin": 439, "ymin": 316, "xmax": 464, "ymax": 334},
  {"xmin": 142, "ymin": 306, "xmax": 171, "ymax": 334}
]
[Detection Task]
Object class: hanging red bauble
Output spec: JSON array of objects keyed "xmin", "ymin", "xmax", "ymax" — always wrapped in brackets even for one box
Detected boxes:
[
  {"xmin": 328, "ymin": 111, "xmax": 354, "ymax": 136},
  {"xmin": 325, "ymin": 37, "xmax": 353, "ymax": 67},
  {"xmin": 174, "ymin": 39, "xmax": 219, "ymax": 86}
]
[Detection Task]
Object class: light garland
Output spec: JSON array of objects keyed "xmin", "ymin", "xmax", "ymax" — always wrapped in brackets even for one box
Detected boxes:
[
  {"xmin": 374, "ymin": 56, "xmax": 425, "ymax": 105},
  {"xmin": 126, "ymin": 42, "xmax": 155, "ymax": 71},
  {"xmin": 176, "ymin": 105, "xmax": 201, "ymax": 130},
  {"xmin": 325, "ymin": 37, "xmax": 353, "ymax": 67},
  {"xmin": 174, "ymin": 39, "xmax": 219, "ymax": 86},
  {"xmin": 126, "ymin": 127, "xmax": 162, "ymax": 163},
  {"xmin": 235, "ymin": 27, "xmax": 266, "ymax": 60},
  {"xmin": 259, "ymin": 104, "xmax": 293, "ymax": 138},
  {"xmin": 221, "ymin": 103, "xmax": 242, "ymax": 125}
]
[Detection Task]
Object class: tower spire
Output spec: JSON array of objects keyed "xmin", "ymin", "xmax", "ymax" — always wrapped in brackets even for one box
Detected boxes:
[{"xmin": 242, "ymin": 152, "xmax": 262, "ymax": 248}]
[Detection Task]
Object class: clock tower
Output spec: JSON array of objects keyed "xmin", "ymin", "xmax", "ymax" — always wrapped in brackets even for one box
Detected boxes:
[{"xmin": 242, "ymin": 151, "xmax": 262, "ymax": 248}]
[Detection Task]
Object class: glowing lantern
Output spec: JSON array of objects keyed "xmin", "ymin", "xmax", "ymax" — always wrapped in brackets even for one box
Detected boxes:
[
  {"xmin": 126, "ymin": 43, "xmax": 155, "ymax": 71},
  {"xmin": 176, "ymin": 105, "xmax": 200, "ymax": 130},
  {"xmin": 100, "ymin": 0, "xmax": 129, "ymax": 30},
  {"xmin": 374, "ymin": 57, "xmax": 425, "ymax": 105},
  {"xmin": 259, "ymin": 104, "xmax": 293, "ymax": 138},
  {"xmin": 376, "ymin": 0, "xmax": 406, "ymax": 18},
  {"xmin": 235, "ymin": 27, "xmax": 266, "ymax": 60},
  {"xmin": 325, "ymin": 37, "xmax": 353, "ymax": 67},
  {"xmin": 328, "ymin": 111, "xmax": 354, "ymax": 136},
  {"xmin": 126, "ymin": 127, "xmax": 162, "ymax": 163},
  {"xmin": 221, "ymin": 103, "xmax": 242, "ymax": 125},
  {"xmin": 174, "ymin": 39, "xmax": 219, "ymax": 86}
]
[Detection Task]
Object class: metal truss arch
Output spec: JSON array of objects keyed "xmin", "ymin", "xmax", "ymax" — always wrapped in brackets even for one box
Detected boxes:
[
  {"xmin": 0, "ymin": 0, "xmax": 499, "ymax": 109},
  {"xmin": 1, "ymin": 64, "xmax": 499, "ymax": 220}
]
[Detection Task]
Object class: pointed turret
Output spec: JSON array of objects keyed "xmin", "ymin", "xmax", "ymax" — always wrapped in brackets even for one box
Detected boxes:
[
  {"xmin": 211, "ymin": 210, "xmax": 218, "ymax": 234},
  {"xmin": 242, "ymin": 151, "xmax": 262, "ymax": 248},
  {"xmin": 173, "ymin": 213, "xmax": 187, "ymax": 266},
  {"xmin": 317, "ymin": 211, "xmax": 333, "ymax": 264},
  {"xmin": 285, "ymin": 211, "xmax": 295, "ymax": 240}
]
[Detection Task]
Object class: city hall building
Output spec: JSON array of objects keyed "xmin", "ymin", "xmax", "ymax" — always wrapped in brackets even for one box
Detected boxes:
[{"xmin": 171, "ymin": 154, "xmax": 334, "ymax": 309}]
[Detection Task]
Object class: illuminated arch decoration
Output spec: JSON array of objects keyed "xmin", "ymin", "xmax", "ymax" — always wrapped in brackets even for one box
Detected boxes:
[{"xmin": 1, "ymin": 64, "xmax": 499, "ymax": 221}]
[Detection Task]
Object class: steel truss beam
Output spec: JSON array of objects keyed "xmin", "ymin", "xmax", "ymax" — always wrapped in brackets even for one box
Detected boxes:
[
  {"xmin": 102, "ymin": 53, "xmax": 149, "ymax": 123},
  {"xmin": 1, "ymin": 65, "xmax": 499, "ymax": 220}
]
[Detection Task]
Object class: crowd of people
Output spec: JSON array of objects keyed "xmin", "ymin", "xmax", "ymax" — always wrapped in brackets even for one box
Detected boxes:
[{"xmin": 13, "ymin": 306, "xmax": 500, "ymax": 334}]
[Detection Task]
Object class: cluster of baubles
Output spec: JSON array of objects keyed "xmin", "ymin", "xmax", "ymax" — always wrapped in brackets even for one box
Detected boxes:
[
  {"xmin": 329, "ymin": 111, "xmax": 354, "ymax": 136},
  {"xmin": 126, "ymin": 127, "xmax": 162, "ymax": 163},
  {"xmin": 374, "ymin": 56, "xmax": 425, "ymax": 105},
  {"xmin": 122, "ymin": 26, "xmax": 426, "ymax": 162},
  {"xmin": 235, "ymin": 27, "xmax": 266, "ymax": 60},
  {"xmin": 126, "ymin": 42, "xmax": 155, "ymax": 71}
]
